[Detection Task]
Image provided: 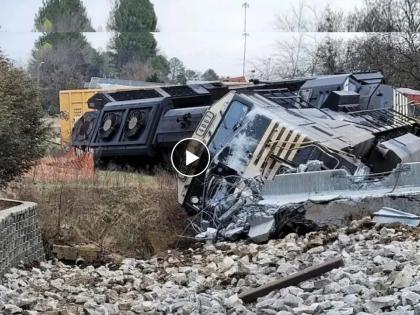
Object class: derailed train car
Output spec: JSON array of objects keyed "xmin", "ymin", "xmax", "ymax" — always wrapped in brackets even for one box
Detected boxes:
[
  {"xmin": 71, "ymin": 80, "xmax": 306, "ymax": 164},
  {"xmin": 71, "ymin": 83, "xmax": 228, "ymax": 163},
  {"xmin": 177, "ymin": 72, "xmax": 420, "ymax": 239}
]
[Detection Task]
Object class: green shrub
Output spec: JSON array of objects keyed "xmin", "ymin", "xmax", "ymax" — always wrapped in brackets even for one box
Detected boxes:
[{"xmin": 0, "ymin": 54, "xmax": 47, "ymax": 187}]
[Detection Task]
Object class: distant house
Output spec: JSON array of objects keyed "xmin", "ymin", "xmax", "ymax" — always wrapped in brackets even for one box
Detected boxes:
[
  {"xmin": 187, "ymin": 75, "xmax": 249, "ymax": 86},
  {"xmin": 398, "ymin": 88, "xmax": 420, "ymax": 104},
  {"xmin": 222, "ymin": 76, "xmax": 248, "ymax": 83},
  {"xmin": 397, "ymin": 88, "xmax": 420, "ymax": 116}
]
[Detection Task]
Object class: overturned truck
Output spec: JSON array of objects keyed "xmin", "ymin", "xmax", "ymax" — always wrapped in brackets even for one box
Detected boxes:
[{"xmin": 176, "ymin": 72, "xmax": 420, "ymax": 242}]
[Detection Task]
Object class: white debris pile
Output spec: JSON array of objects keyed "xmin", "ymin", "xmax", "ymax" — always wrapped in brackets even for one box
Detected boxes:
[
  {"xmin": 193, "ymin": 161, "xmax": 420, "ymax": 243},
  {"xmin": 1, "ymin": 218, "xmax": 420, "ymax": 315}
]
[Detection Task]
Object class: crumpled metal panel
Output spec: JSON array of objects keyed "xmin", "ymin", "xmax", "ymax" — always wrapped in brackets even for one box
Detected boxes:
[
  {"xmin": 260, "ymin": 162, "xmax": 420, "ymax": 207},
  {"xmin": 372, "ymin": 207, "xmax": 420, "ymax": 226}
]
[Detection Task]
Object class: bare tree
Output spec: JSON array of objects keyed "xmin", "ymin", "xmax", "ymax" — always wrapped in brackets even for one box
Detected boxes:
[
  {"xmin": 185, "ymin": 69, "xmax": 201, "ymax": 82},
  {"xmin": 317, "ymin": 6, "xmax": 346, "ymax": 32},
  {"xmin": 119, "ymin": 59, "xmax": 154, "ymax": 81},
  {"xmin": 276, "ymin": 0, "xmax": 319, "ymax": 32},
  {"xmin": 346, "ymin": 0, "xmax": 419, "ymax": 32},
  {"xmin": 315, "ymin": 37, "xmax": 348, "ymax": 74},
  {"xmin": 343, "ymin": 0, "xmax": 420, "ymax": 87},
  {"xmin": 301, "ymin": 0, "xmax": 420, "ymax": 88},
  {"xmin": 168, "ymin": 57, "xmax": 186, "ymax": 84},
  {"xmin": 347, "ymin": 0, "xmax": 397, "ymax": 32},
  {"xmin": 274, "ymin": 34, "xmax": 320, "ymax": 78},
  {"xmin": 396, "ymin": 0, "xmax": 420, "ymax": 32},
  {"xmin": 249, "ymin": 57, "xmax": 278, "ymax": 81},
  {"xmin": 29, "ymin": 34, "xmax": 101, "ymax": 113},
  {"xmin": 273, "ymin": 0, "xmax": 323, "ymax": 78}
]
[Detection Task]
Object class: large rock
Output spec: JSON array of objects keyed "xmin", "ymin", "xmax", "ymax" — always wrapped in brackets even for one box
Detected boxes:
[
  {"xmin": 293, "ymin": 303, "xmax": 320, "ymax": 314},
  {"xmin": 401, "ymin": 291, "xmax": 420, "ymax": 306},
  {"xmin": 366, "ymin": 296, "xmax": 399, "ymax": 313},
  {"xmin": 392, "ymin": 265, "xmax": 415, "ymax": 288}
]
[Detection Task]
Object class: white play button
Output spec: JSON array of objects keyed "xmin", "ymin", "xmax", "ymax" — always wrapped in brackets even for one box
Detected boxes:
[
  {"xmin": 185, "ymin": 150, "xmax": 199, "ymax": 166},
  {"xmin": 170, "ymin": 138, "xmax": 210, "ymax": 177}
]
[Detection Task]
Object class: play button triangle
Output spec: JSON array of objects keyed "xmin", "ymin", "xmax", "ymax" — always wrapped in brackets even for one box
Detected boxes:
[
  {"xmin": 185, "ymin": 150, "xmax": 199, "ymax": 166},
  {"xmin": 171, "ymin": 138, "xmax": 210, "ymax": 177}
]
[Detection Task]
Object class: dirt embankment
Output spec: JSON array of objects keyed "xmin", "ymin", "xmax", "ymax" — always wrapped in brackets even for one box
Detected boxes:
[{"xmin": 5, "ymin": 168, "xmax": 190, "ymax": 259}]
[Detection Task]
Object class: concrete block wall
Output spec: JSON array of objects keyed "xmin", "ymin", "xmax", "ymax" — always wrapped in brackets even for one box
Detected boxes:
[{"xmin": 0, "ymin": 199, "xmax": 44, "ymax": 277}]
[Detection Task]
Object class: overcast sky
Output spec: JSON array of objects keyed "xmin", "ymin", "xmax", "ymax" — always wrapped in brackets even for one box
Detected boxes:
[{"xmin": 0, "ymin": 0, "xmax": 363, "ymax": 76}]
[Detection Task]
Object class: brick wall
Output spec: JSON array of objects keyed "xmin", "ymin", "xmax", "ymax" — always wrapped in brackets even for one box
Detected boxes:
[{"xmin": 0, "ymin": 199, "xmax": 45, "ymax": 277}]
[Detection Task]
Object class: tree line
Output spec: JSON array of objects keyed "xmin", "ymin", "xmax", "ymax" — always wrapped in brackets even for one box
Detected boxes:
[
  {"xmin": 253, "ymin": 0, "xmax": 419, "ymax": 90},
  {"xmin": 28, "ymin": 0, "xmax": 220, "ymax": 114}
]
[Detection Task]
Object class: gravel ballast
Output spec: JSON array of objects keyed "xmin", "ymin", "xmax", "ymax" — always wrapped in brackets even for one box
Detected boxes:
[{"xmin": 1, "ymin": 217, "xmax": 420, "ymax": 314}]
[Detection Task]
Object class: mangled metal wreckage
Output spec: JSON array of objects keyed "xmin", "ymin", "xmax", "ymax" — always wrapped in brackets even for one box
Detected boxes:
[{"xmin": 177, "ymin": 72, "xmax": 420, "ymax": 242}]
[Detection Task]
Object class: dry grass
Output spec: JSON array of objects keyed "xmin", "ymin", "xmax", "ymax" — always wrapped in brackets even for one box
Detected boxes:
[{"xmin": 4, "ymin": 169, "xmax": 190, "ymax": 259}]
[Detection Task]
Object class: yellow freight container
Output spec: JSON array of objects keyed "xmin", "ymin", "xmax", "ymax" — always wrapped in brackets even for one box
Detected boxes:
[{"xmin": 59, "ymin": 89, "xmax": 102, "ymax": 147}]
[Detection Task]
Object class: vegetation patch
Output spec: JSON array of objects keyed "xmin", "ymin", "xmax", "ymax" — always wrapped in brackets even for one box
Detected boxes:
[{"xmin": 5, "ymin": 169, "xmax": 190, "ymax": 259}]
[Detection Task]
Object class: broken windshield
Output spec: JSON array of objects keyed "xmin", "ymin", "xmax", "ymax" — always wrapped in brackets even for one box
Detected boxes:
[{"xmin": 208, "ymin": 100, "xmax": 249, "ymax": 154}]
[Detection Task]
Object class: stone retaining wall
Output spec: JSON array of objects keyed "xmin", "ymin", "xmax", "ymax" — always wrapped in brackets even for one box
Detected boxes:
[{"xmin": 0, "ymin": 199, "xmax": 44, "ymax": 277}]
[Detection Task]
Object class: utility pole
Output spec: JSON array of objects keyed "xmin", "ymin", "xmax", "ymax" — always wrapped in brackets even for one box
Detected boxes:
[{"xmin": 242, "ymin": 2, "xmax": 249, "ymax": 77}]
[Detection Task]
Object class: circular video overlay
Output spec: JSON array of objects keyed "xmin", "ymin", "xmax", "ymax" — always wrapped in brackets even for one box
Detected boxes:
[{"xmin": 170, "ymin": 138, "xmax": 210, "ymax": 177}]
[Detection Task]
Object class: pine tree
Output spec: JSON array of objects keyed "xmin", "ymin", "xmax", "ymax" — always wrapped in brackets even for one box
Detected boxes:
[
  {"xmin": 34, "ymin": 0, "xmax": 94, "ymax": 32},
  {"xmin": 30, "ymin": 0, "xmax": 102, "ymax": 113},
  {"xmin": 108, "ymin": 0, "xmax": 157, "ymax": 32},
  {"xmin": 0, "ymin": 53, "xmax": 47, "ymax": 187},
  {"xmin": 108, "ymin": 0, "xmax": 169, "ymax": 80}
]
